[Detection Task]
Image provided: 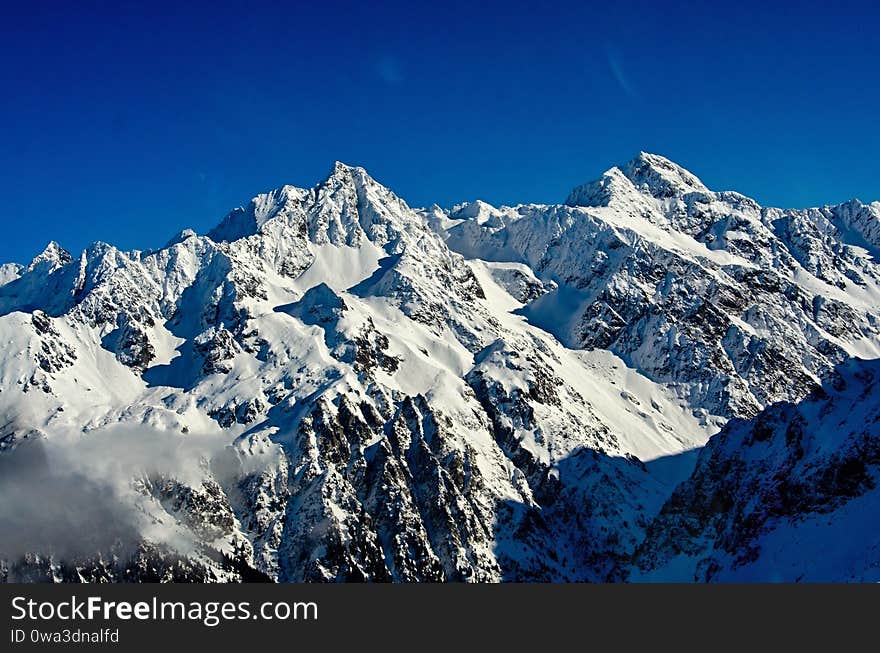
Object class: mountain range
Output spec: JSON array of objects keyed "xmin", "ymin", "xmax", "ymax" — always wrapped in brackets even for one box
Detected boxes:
[{"xmin": 1, "ymin": 152, "xmax": 878, "ymax": 582}]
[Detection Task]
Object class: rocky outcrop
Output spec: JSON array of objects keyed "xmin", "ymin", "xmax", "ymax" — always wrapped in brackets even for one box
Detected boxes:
[{"xmin": 633, "ymin": 358, "xmax": 880, "ymax": 582}]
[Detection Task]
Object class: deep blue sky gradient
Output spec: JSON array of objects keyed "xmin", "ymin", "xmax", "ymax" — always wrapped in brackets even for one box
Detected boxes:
[{"xmin": 2, "ymin": 1, "xmax": 880, "ymax": 263}]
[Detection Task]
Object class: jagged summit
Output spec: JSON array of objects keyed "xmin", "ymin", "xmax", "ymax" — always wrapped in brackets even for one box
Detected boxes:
[
  {"xmin": 27, "ymin": 240, "xmax": 72, "ymax": 272},
  {"xmin": 326, "ymin": 159, "xmax": 368, "ymax": 178},
  {"xmin": 205, "ymin": 160, "xmax": 420, "ymax": 249}
]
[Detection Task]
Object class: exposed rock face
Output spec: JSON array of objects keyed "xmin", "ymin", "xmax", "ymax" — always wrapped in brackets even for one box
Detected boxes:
[
  {"xmin": 633, "ymin": 357, "xmax": 880, "ymax": 582},
  {"xmin": 0, "ymin": 154, "xmax": 878, "ymax": 582}
]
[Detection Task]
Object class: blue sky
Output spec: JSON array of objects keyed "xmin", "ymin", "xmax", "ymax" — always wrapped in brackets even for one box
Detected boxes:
[{"xmin": 2, "ymin": 1, "xmax": 879, "ymax": 263}]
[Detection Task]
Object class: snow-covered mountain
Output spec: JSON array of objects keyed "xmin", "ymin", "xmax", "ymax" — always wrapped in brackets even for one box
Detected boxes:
[{"xmin": 1, "ymin": 154, "xmax": 878, "ymax": 582}]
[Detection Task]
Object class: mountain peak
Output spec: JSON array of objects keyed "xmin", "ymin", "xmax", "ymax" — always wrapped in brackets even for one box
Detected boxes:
[
  {"xmin": 207, "ymin": 184, "xmax": 307, "ymax": 243},
  {"xmin": 620, "ymin": 152, "xmax": 710, "ymax": 199},
  {"xmin": 321, "ymin": 161, "xmax": 372, "ymax": 187},
  {"xmin": 314, "ymin": 161, "xmax": 390, "ymax": 200},
  {"xmin": 565, "ymin": 166, "xmax": 642, "ymax": 207},
  {"xmin": 565, "ymin": 153, "xmax": 710, "ymax": 208},
  {"xmin": 27, "ymin": 240, "xmax": 72, "ymax": 272},
  {"xmin": 449, "ymin": 200, "xmax": 505, "ymax": 227},
  {"xmin": 331, "ymin": 160, "xmax": 364, "ymax": 174},
  {"xmin": 165, "ymin": 228, "xmax": 198, "ymax": 247}
]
